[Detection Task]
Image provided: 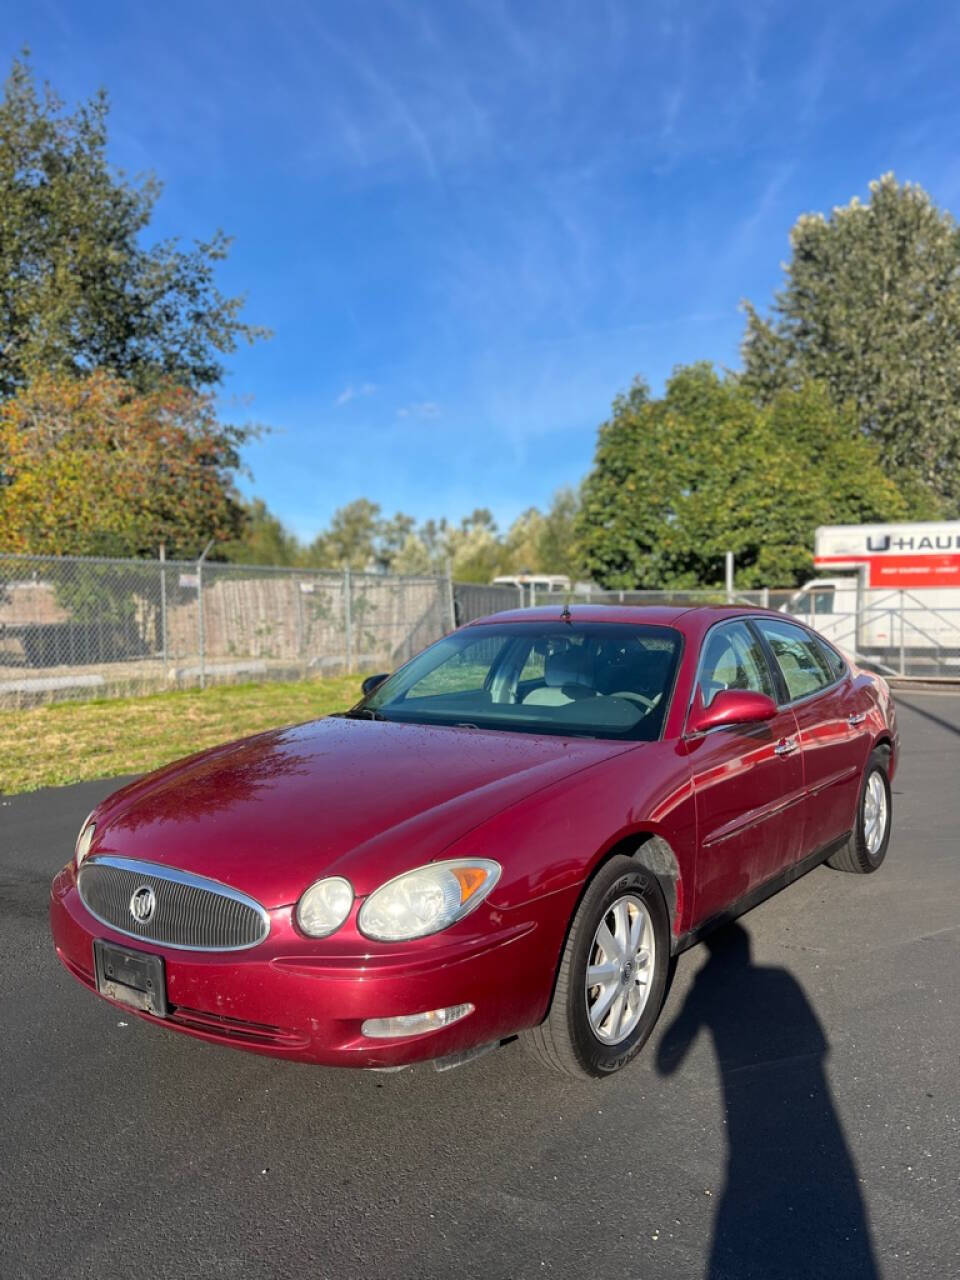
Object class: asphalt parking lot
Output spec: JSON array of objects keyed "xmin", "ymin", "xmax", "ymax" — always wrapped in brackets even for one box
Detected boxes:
[{"xmin": 1, "ymin": 693, "xmax": 958, "ymax": 1280}]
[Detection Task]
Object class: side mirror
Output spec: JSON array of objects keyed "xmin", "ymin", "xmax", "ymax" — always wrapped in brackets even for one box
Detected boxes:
[
  {"xmin": 687, "ymin": 688, "xmax": 777, "ymax": 735},
  {"xmin": 361, "ymin": 672, "xmax": 390, "ymax": 697}
]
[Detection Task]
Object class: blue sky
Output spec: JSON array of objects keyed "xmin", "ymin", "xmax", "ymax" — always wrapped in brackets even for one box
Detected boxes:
[{"xmin": 7, "ymin": 1, "xmax": 960, "ymax": 540}]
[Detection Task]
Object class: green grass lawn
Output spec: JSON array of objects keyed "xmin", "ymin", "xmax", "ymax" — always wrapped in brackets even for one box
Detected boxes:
[{"xmin": 0, "ymin": 673, "xmax": 366, "ymax": 795}]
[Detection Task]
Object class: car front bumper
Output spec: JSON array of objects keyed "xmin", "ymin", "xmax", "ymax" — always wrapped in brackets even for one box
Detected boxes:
[{"xmin": 49, "ymin": 862, "xmax": 571, "ymax": 1068}]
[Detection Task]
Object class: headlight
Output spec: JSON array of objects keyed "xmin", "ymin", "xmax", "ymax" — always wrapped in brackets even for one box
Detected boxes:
[
  {"xmin": 358, "ymin": 859, "xmax": 501, "ymax": 942},
  {"xmin": 296, "ymin": 876, "xmax": 354, "ymax": 938},
  {"xmin": 75, "ymin": 814, "xmax": 96, "ymax": 868}
]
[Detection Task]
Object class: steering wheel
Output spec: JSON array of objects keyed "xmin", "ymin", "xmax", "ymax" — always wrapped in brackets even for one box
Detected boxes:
[{"xmin": 610, "ymin": 690, "xmax": 659, "ymax": 711}]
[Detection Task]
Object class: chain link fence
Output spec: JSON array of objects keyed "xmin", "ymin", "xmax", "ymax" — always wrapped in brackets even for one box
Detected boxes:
[
  {"xmin": 0, "ymin": 555, "xmax": 466, "ymax": 708},
  {"xmin": 2, "ymin": 556, "xmax": 957, "ymax": 708}
]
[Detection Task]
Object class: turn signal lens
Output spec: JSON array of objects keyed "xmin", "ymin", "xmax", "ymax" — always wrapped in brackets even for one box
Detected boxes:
[
  {"xmin": 296, "ymin": 876, "xmax": 355, "ymax": 938},
  {"xmin": 75, "ymin": 815, "xmax": 96, "ymax": 868},
  {"xmin": 361, "ymin": 1003, "xmax": 475, "ymax": 1039},
  {"xmin": 357, "ymin": 859, "xmax": 501, "ymax": 942},
  {"xmin": 453, "ymin": 865, "xmax": 489, "ymax": 900}
]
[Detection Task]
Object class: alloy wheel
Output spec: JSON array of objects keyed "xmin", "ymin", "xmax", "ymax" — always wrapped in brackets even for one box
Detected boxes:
[
  {"xmin": 584, "ymin": 893, "xmax": 656, "ymax": 1045},
  {"xmin": 863, "ymin": 769, "xmax": 888, "ymax": 855}
]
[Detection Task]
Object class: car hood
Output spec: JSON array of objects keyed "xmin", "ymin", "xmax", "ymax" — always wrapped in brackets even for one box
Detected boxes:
[{"xmin": 91, "ymin": 716, "xmax": 638, "ymax": 907}]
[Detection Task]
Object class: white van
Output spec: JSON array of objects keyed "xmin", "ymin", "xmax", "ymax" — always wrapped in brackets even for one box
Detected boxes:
[{"xmin": 492, "ymin": 574, "xmax": 571, "ymax": 598}]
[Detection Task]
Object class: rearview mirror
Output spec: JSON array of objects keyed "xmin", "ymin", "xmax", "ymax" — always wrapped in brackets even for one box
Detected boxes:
[
  {"xmin": 361, "ymin": 672, "xmax": 390, "ymax": 697},
  {"xmin": 687, "ymin": 689, "xmax": 777, "ymax": 735}
]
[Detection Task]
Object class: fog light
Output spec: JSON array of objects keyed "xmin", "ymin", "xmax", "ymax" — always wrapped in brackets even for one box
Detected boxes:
[{"xmin": 361, "ymin": 1003, "xmax": 474, "ymax": 1039}]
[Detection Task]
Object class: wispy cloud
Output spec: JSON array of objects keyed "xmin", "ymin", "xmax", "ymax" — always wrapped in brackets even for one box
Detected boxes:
[
  {"xmin": 335, "ymin": 382, "xmax": 376, "ymax": 406},
  {"xmin": 397, "ymin": 401, "xmax": 441, "ymax": 419},
  {"xmin": 309, "ymin": 18, "xmax": 441, "ymax": 183},
  {"xmin": 797, "ymin": 25, "xmax": 835, "ymax": 126},
  {"xmin": 728, "ymin": 162, "xmax": 798, "ymax": 260},
  {"xmin": 661, "ymin": 20, "xmax": 692, "ymax": 142}
]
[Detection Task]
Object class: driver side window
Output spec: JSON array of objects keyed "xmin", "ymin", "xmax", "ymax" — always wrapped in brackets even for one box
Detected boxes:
[{"xmin": 697, "ymin": 621, "xmax": 775, "ymax": 708}]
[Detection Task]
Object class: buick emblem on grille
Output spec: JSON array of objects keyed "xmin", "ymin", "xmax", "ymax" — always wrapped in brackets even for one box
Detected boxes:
[{"xmin": 129, "ymin": 885, "xmax": 157, "ymax": 924}]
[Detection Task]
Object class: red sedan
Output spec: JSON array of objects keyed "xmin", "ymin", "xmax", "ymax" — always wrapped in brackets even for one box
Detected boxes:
[{"xmin": 50, "ymin": 605, "xmax": 898, "ymax": 1079}]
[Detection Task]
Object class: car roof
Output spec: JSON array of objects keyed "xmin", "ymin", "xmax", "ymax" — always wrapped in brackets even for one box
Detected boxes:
[{"xmin": 464, "ymin": 603, "xmax": 777, "ymax": 630}]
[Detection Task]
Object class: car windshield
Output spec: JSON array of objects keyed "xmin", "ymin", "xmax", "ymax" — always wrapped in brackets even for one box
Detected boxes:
[{"xmin": 360, "ymin": 621, "xmax": 682, "ymax": 741}]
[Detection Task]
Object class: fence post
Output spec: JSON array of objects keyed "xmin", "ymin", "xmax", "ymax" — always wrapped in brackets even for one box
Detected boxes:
[
  {"xmin": 158, "ymin": 545, "xmax": 167, "ymax": 670},
  {"xmin": 725, "ymin": 551, "xmax": 734, "ymax": 603},
  {"xmin": 530, "ymin": 582, "xmax": 536, "ymax": 608},
  {"xmin": 517, "ymin": 585, "xmax": 524, "ymax": 609},
  {"xmin": 197, "ymin": 538, "xmax": 214, "ymax": 690},
  {"xmin": 343, "ymin": 567, "xmax": 353, "ymax": 673},
  {"xmin": 197, "ymin": 559, "xmax": 205, "ymax": 688},
  {"xmin": 444, "ymin": 561, "xmax": 456, "ymax": 632},
  {"xmin": 295, "ymin": 575, "xmax": 305, "ymax": 665},
  {"xmin": 855, "ymin": 568, "xmax": 865, "ymax": 662},
  {"xmin": 761, "ymin": 587, "xmax": 770, "ymax": 609},
  {"xmin": 900, "ymin": 589, "xmax": 906, "ymax": 676}
]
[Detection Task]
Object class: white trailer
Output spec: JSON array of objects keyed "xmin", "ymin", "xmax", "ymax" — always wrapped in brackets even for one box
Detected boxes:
[{"xmin": 782, "ymin": 522, "xmax": 960, "ymax": 675}]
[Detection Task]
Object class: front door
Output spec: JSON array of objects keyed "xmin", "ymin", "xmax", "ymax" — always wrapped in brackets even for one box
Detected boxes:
[{"xmin": 686, "ymin": 620, "xmax": 806, "ymax": 930}]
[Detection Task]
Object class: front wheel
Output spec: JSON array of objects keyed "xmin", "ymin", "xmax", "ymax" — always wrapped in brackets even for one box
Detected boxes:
[
  {"xmin": 827, "ymin": 747, "xmax": 892, "ymax": 873},
  {"xmin": 523, "ymin": 856, "xmax": 670, "ymax": 1078}
]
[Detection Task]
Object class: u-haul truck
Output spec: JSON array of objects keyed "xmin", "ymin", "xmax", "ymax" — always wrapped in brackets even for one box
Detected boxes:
[{"xmin": 783, "ymin": 522, "xmax": 960, "ymax": 673}]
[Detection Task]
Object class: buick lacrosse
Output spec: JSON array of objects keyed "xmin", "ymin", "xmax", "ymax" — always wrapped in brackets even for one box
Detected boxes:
[{"xmin": 50, "ymin": 605, "xmax": 897, "ymax": 1078}]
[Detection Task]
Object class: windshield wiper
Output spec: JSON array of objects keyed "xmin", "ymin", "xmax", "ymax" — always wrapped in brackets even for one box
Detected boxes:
[{"xmin": 342, "ymin": 707, "xmax": 386, "ymax": 721}]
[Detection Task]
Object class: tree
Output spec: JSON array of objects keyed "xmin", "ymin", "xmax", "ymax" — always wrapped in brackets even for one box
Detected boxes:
[
  {"xmin": 576, "ymin": 364, "xmax": 923, "ymax": 589},
  {"xmin": 0, "ymin": 370, "xmax": 254, "ymax": 557},
  {"xmin": 537, "ymin": 488, "xmax": 582, "ymax": 579},
  {"xmin": 447, "ymin": 524, "xmax": 505, "ymax": 582},
  {"xmin": 390, "ymin": 532, "xmax": 434, "ymax": 575},
  {"xmin": 443, "ymin": 509, "xmax": 508, "ymax": 582},
  {"xmin": 501, "ymin": 507, "xmax": 545, "ymax": 574},
  {"xmin": 0, "ymin": 55, "xmax": 268, "ymax": 397},
  {"xmin": 219, "ymin": 499, "xmax": 303, "ymax": 565},
  {"xmin": 306, "ymin": 498, "xmax": 382, "ymax": 570},
  {"xmin": 224, "ymin": 496, "xmax": 579, "ymax": 582},
  {"xmin": 741, "ymin": 174, "xmax": 960, "ymax": 508},
  {"xmin": 375, "ymin": 512, "xmax": 418, "ymax": 572}
]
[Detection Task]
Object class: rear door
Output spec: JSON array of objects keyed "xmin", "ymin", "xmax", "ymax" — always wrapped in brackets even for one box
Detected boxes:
[
  {"xmin": 753, "ymin": 617, "xmax": 867, "ymax": 857},
  {"xmin": 686, "ymin": 620, "xmax": 805, "ymax": 928}
]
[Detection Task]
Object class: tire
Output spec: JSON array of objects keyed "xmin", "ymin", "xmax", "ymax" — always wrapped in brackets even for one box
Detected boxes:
[
  {"xmin": 827, "ymin": 747, "xmax": 892, "ymax": 874},
  {"xmin": 523, "ymin": 855, "xmax": 670, "ymax": 1079}
]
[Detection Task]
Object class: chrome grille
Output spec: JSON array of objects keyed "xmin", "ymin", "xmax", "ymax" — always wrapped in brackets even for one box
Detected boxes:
[{"xmin": 77, "ymin": 857, "xmax": 269, "ymax": 951}]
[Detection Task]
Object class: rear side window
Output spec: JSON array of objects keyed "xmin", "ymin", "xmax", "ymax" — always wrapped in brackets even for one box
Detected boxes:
[
  {"xmin": 816, "ymin": 638, "xmax": 848, "ymax": 682},
  {"xmin": 697, "ymin": 621, "xmax": 776, "ymax": 708},
  {"xmin": 754, "ymin": 619, "xmax": 835, "ymax": 702}
]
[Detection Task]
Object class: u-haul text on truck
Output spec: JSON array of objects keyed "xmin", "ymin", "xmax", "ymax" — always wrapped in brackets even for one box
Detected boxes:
[{"xmin": 784, "ymin": 522, "xmax": 960, "ymax": 674}]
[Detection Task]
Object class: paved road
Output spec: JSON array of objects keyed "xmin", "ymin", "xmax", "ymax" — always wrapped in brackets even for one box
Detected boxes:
[{"xmin": 2, "ymin": 695, "xmax": 958, "ymax": 1280}]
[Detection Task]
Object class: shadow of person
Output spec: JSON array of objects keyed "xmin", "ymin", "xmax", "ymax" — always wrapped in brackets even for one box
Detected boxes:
[{"xmin": 656, "ymin": 923, "xmax": 878, "ymax": 1280}]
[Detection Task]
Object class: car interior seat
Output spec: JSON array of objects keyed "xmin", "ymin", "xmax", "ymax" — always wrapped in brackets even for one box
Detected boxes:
[{"xmin": 522, "ymin": 645, "xmax": 598, "ymax": 706}]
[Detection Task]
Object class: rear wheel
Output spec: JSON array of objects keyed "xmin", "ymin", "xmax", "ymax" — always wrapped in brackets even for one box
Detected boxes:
[
  {"xmin": 827, "ymin": 747, "xmax": 892, "ymax": 873},
  {"xmin": 523, "ymin": 856, "xmax": 670, "ymax": 1078}
]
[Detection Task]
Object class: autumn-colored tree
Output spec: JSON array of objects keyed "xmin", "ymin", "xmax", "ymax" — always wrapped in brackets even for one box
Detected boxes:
[{"xmin": 0, "ymin": 371, "xmax": 254, "ymax": 558}]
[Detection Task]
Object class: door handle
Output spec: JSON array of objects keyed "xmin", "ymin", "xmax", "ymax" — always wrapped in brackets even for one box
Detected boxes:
[
  {"xmin": 848, "ymin": 712, "xmax": 866, "ymax": 726},
  {"xmin": 774, "ymin": 737, "xmax": 798, "ymax": 756}
]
